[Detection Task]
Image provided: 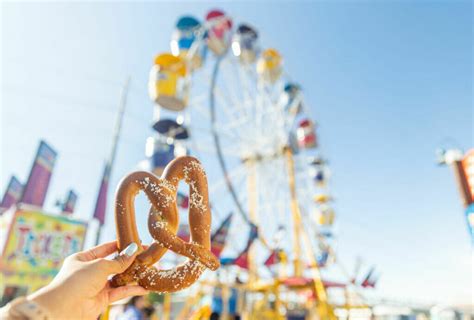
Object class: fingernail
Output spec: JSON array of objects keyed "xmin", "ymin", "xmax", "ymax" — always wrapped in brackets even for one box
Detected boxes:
[{"xmin": 121, "ymin": 242, "xmax": 138, "ymax": 257}]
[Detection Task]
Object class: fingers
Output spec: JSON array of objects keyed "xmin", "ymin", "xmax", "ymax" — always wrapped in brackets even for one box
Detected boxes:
[
  {"xmin": 75, "ymin": 241, "xmax": 118, "ymax": 261},
  {"xmin": 108, "ymin": 285, "xmax": 148, "ymax": 303},
  {"xmin": 95, "ymin": 242, "xmax": 139, "ymax": 275}
]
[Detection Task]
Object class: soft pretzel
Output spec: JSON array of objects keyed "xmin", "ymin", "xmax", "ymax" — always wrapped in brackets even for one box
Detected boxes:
[{"xmin": 111, "ymin": 156, "xmax": 220, "ymax": 292}]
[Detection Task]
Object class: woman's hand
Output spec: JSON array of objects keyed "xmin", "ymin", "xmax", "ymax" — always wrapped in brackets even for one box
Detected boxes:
[{"xmin": 28, "ymin": 241, "xmax": 148, "ymax": 320}]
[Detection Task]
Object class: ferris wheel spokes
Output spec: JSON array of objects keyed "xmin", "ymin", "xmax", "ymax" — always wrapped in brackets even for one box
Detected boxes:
[
  {"xmin": 208, "ymin": 163, "xmax": 248, "ymax": 196},
  {"xmin": 212, "ymin": 86, "xmax": 253, "ymax": 128}
]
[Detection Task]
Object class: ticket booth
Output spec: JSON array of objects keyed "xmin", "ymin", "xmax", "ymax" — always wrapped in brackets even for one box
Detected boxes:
[{"xmin": 0, "ymin": 207, "xmax": 87, "ymax": 306}]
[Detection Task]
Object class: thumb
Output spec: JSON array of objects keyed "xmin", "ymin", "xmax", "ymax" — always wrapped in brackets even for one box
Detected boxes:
[{"xmin": 99, "ymin": 242, "xmax": 139, "ymax": 275}]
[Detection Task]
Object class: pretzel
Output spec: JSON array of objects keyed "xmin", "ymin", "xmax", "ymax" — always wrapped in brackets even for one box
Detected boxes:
[{"xmin": 110, "ymin": 156, "xmax": 220, "ymax": 292}]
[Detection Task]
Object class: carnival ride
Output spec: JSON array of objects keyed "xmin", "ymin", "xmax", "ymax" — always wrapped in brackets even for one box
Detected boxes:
[{"xmin": 143, "ymin": 9, "xmax": 375, "ymax": 319}]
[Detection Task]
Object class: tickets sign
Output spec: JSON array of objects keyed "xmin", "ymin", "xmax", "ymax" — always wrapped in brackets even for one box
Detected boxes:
[{"xmin": 1, "ymin": 209, "xmax": 87, "ymax": 277}]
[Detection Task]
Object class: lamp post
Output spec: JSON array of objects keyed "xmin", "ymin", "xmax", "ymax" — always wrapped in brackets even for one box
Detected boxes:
[{"xmin": 93, "ymin": 77, "xmax": 131, "ymax": 245}]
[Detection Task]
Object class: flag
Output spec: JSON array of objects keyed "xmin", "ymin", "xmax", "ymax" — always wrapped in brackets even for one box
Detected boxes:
[
  {"xmin": 211, "ymin": 213, "xmax": 233, "ymax": 257},
  {"xmin": 233, "ymin": 223, "xmax": 258, "ymax": 269},
  {"xmin": 1, "ymin": 176, "xmax": 23, "ymax": 210},
  {"xmin": 319, "ymin": 230, "xmax": 333, "ymax": 238},
  {"xmin": 177, "ymin": 192, "xmax": 189, "ymax": 209},
  {"xmin": 219, "ymin": 257, "xmax": 235, "ymax": 266},
  {"xmin": 62, "ymin": 190, "xmax": 78, "ymax": 214},
  {"xmin": 177, "ymin": 223, "xmax": 190, "ymax": 242},
  {"xmin": 233, "ymin": 251, "xmax": 250, "ymax": 269},
  {"xmin": 368, "ymin": 274, "xmax": 380, "ymax": 288},
  {"xmin": 245, "ymin": 223, "xmax": 259, "ymax": 249},
  {"xmin": 317, "ymin": 251, "xmax": 329, "ymax": 268},
  {"xmin": 361, "ymin": 266, "xmax": 376, "ymax": 288},
  {"xmin": 93, "ymin": 163, "xmax": 111, "ymax": 225},
  {"xmin": 264, "ymin": 249, "xmax": 284, "ymax": 267},
  {"xmin": 21, "ymin": 140, "xmax": 57, "ymax": 207}
]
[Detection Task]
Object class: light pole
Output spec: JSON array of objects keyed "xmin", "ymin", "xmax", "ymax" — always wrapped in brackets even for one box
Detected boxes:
[{"xmin": 93, "ymin": 77, "xmax": 131, "ymax": 245}]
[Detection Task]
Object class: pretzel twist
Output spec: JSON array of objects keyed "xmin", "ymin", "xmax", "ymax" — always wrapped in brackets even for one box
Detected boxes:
[{"xmin": 110, "ymin": 156, "xmax": 220, "ymax": 292}]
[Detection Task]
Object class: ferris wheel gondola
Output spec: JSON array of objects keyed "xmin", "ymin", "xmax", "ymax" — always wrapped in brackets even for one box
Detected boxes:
[{"xmin": 205, "ymin": 10, "xmax": 233, "ymax": 56}]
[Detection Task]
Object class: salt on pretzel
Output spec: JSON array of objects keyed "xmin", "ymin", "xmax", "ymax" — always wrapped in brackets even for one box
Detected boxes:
[{"xmin": 110, "ymin": 156, "xmax": 220, "ymax": 292}]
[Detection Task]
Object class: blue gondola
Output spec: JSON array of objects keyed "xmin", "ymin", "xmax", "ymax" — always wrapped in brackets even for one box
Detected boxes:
[
  {"xmin": 232, "ymin": 23, "xmax": 258, "ymax": 63},
  {"xmin": 309, "ymin": 156, "xmax": 326, "ymax": 166},
  {"xmin": 281, "ymin": 83, "xmax": 303, "ymax": 115},
  {"xmin": 319, "ymin": 230, "xmax": 333, "ymax": 238},
  {"xmin": 314, "ymin": 169, "xmax": 325, "ymax": 183},
  {"xmin": 152, "ymin": 119, "xmax": 189, "ymax": 140},
  {"xmin": 171, "ymin": 15, "xmax": 206, "ymax": 69},
  {"xmin": 145, "ymin": 137, "xmax": 175, "ymax": 176}
]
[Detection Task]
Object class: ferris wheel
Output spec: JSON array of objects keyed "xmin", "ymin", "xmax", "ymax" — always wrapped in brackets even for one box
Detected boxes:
[{"xmin": 144, "ymin": 9, "xmax": 340, "ymax": 309}]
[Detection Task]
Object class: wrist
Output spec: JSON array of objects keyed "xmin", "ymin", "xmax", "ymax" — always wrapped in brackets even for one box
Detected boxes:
[
  {"xmin": 1, "ymin": 296, "xmax": 53, "ymax": 320},
  {"xmin": 28, "ymin": 285, "xmax": 66, "ymax": 319}
]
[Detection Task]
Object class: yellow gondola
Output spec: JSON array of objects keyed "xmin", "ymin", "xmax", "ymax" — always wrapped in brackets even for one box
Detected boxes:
[
  {"xmin": 317, "ymin": 207, "xmax": 336, "ymax": 226},
  {"xmin": 257, "ymin": 48, "xmax": 282, "ymax": 83},
  {"xmin": 313, "ymin": 194, "xmax": 332, "ymax": 203},
  {"xmin": 148, "ymin": 53, "xmax": 188, "ymax": 111}
]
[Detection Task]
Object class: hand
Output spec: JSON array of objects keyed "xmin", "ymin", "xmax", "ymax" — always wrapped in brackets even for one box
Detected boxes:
[{"xmin": 28, "ymin": 241, "xmax": 148, "ymax": 320}]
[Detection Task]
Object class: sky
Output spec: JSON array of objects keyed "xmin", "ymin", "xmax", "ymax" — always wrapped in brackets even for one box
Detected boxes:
[{"xmin": 1, "ymin": 1, "xmax": 472, "ymax": 305}]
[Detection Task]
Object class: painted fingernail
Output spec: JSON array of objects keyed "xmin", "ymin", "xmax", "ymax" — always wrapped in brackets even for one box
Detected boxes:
[{"xmin": 121, "ymin": 242, "xmax": 138, "ymax": 257}]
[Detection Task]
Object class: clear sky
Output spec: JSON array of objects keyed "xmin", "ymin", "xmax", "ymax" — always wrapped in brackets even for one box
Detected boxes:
[{"xmin": 1, "ymin": 1, "xmax": 472, "ymax": 305}]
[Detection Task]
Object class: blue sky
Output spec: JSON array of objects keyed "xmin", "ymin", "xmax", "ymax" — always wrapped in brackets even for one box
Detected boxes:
[{"xmin": 1, "ymin": 1, "xmax": 472, "ymax": 304}]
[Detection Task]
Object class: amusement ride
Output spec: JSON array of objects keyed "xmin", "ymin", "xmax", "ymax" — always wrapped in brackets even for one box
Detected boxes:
[{"xmin": 141, "ymin": 9, "xmax": 374, "ymax": 320}]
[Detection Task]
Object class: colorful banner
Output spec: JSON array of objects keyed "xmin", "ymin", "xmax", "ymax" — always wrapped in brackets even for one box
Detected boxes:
[
  {"xmin": 177, "ymin": 223, "xmax": 190, "ymax": 242},
  {"xmin": 361, "ymin": 266, "xmax": 376, "ymax": 288},
  {"xmin": 233, "ymin": 223, "xmax": 258, "ymax": 269},
  {"xmin": 21, "ymin": 141, "xmax": 57, "ymax": 207},
  {"xmin": 1, "ymin": 209, "xmax": 87, "ymax": 291},
  {"xmin": 1, "ymin": 176, "xmax": 23, "ymax": 210},
  {"xmin": 177, "ymin": 192, "xmax": 189, "ymax": 209},
  {"xmin": 93, "ymin": 163, "xmax": 111, "ymax": 225},
  {"xmin": 62, "ymin": 190, "xmax": 78, "ymax": 214},
  {"xmin": 264, "ymin": 249, "xmax": 284, "ymax": 267},
  {"xmin": 211, "ymin": 213, "xmax": 233, "ymax": 258},
  {"xmin": 317, "ymin": 251, "xmax": 329, "ymax": 268},
  {"xmin": 233, "ymin": 251, "xmax": 250, "ymax": 269}
]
